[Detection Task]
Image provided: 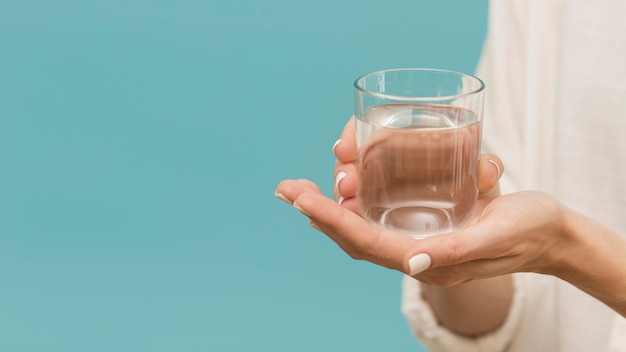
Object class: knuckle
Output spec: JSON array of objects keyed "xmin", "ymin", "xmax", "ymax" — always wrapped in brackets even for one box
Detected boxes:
[
  {"xmin": 346, "ymin": 250, "xmax": 365, "ymax": 261},
  {"xmin": 346, "ymin": 246, "xmax": 374, "ymax": 262},
  {"xmin": 441, "ymin": 239, "xmax": 469, "ymax": 265},
  {"xmin": 344, "ymin": 235, "xmax": 382, "ymax": 262}
]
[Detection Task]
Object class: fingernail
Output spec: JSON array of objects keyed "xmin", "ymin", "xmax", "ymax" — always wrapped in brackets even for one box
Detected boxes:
[
  {"xmin": 337, "ymin": 196, "xmax": 345, "ymax": 205},
  {"xmin": 309, "ymin": 220, "xmax": 321, "ymax": 231},
  {"xmin": 487, "ymin": 159, "xmax": 502, "ymax": 181},
  {"xmin": 335, "ymin": 171, "xmax": 347, "ymax": 190},
  {"xmin": 275, "ymin": 191, "xmax": 292, "ymax": 205},
  {"xmin": 332, "ymin": 139, "xmax": 341, "ymax": 156},
  {"xmin": 408, "ymin": 253, "xmax": 432, "ymax": 276},
  {"xmin": 292, "ymin": 201, "xmax": 311, "ymax": 217}
]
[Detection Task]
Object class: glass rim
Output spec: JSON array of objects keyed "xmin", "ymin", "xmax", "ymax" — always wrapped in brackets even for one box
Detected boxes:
[{"xmin": 353, "ymin": 68, "xmax": 485, "ymax": 102}]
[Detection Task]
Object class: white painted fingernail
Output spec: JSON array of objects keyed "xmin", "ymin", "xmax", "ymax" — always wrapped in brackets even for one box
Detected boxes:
[
  {"xmin": 332, "ymin": 139, "xmax": 341, "ymax": 155},
  {"xmin": 275, "ymin": 191, "xmax": 292, "ymax": 205},
  {"xmin": 488, "ymin": 159, "xmax": 502, "ymax": 180},
  {"xmin": 335, "ymin": 171, "xmax": 347, "ymax": 189},
  {"xmin": 408, "ymin": 253, "xmax": 432, "ymax": 276},
  {"xmin": 292, "ymin": 202, "xmax": 311, "ymax": 217},
  {"xmin": 337, "ymin": 196, "xmax": 345, "ymax": 205},
  {"xmin": 309, "ymin": 220, "xmax": 321, "ymax": 231}
]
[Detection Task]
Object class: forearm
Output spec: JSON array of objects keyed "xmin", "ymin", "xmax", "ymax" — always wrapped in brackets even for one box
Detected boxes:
[
  {"xmin": 420, "ymin": 275, "xmax": 514, "ymax": 337},
  {"xmin": 554, "ymin": 206, "xmax": 626, "ymax": 317}
]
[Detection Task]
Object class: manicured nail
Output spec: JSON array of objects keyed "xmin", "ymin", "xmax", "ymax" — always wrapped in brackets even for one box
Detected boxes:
[
  {"xmin": 337, "ymin": 196, "xmax": 345, "ymax": 205},
  {"xmin": 332, "ymin": 139, "xmax": 341, "ymax": 156},
  {"xmin": 292, "ymin": 202, "xmax": 311, "ymax": 217},
  {"xmin": 309, "ymin": 220, "xmax": 321, "ymax": 231},
  {"xmin": 274, "ymin": 191, "xmax": 292, "ymax": 205},
  {"xmin": 335, "ymin": 171, "xmax": 347, "ymax": 190},
  {"xmin": 488, "ymin": 159, "xmax": 502, "ymax": 181},
  {"xmin": 408, "ymin": 253, "xmax": 432, "ymax": 276}
]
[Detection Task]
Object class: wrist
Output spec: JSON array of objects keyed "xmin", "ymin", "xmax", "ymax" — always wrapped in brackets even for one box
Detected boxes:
[
  {"xmin": 547, "ymin": 205, "xmax": 585, "ymax": 278},
  {"xmin": 547, "ymin": 204, "xmax": 600, "ymax": 281},
  {"xmin": 551, "ymin": 206, "xmax": 626, "ymax": 313}
]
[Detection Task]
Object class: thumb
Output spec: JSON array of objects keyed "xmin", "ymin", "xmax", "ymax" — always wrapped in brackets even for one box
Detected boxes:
[
  {"xmin": 478, "ymin": 153, "xmax": 503, "ymax": 198},
  {"xmin": 402, "ymin": 223, "xmax": 497, "ymax": 276}
]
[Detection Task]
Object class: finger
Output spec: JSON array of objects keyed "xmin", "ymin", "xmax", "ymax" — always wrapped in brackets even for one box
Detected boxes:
[
  {"xmin": 293, "ymin": 191, "xmax": 415, "ymax": 271},
  {"xmin": 276, "ymin": 179, "xmax": 323, "ymax": 204},
  {"xmin": 333, "ymin": 162, "xmax": 358, "ymax": 199},
  {"xmin": 333, "ymin": 116, "xmax": 356, "ymax": 163},
  {"xmin": 339, "ymin": 196, "xmax": 360, "ymax": 215},
  {"xmin": 402, "ymin": 221, "xmax": 513, "ymax": 275},
  {"xmin": 478, "ymin": 153, "xmax": 504, "ymax": 198}
]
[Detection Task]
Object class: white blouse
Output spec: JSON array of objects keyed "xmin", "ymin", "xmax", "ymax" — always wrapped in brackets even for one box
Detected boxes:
[{"xmin": 401, "ymin": 0, "xmax": 626, "ymax": 351}]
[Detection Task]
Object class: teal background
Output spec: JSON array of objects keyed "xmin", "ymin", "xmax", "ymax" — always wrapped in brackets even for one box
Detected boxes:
[{"xmin": 0, "ymin": 0, "xmax": 487, "ymax": 351}]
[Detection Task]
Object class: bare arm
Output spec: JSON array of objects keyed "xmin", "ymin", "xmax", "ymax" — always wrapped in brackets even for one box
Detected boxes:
[
  {"xmin": 420, "ymin": 276, "xmax": 514, "ymax": 337},
  {"xmin": 554, "ymin": 207, "xmax": 626, "ymax": 316},
  {"xmin": 276, "ymin": 118, "xmax": 626, "ymax": 342},
  {"xmin": 276, "ymin": 180, "xmax": 626, "ymax": 335}
]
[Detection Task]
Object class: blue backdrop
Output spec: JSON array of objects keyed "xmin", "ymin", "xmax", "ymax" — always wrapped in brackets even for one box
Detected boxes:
[{"xmin": 0, "ymin": 0, "xmax": 488, "ymax": 350}]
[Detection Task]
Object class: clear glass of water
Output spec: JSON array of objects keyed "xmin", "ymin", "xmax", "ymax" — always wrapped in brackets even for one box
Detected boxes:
[{"xmin": 354, "ymin": 68, "xmax": 485, "ymax": 239}]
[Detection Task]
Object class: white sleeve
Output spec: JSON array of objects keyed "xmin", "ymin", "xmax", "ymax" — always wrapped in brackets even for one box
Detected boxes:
[{"xmin": 401, "ymin": 274, "xmax": 525, "ymax": 352}]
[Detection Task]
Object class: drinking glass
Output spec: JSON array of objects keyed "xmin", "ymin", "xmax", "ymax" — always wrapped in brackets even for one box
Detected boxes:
[{"xmin": 354, "ymin": 68, "xmax": 485, "ymax": 239}]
